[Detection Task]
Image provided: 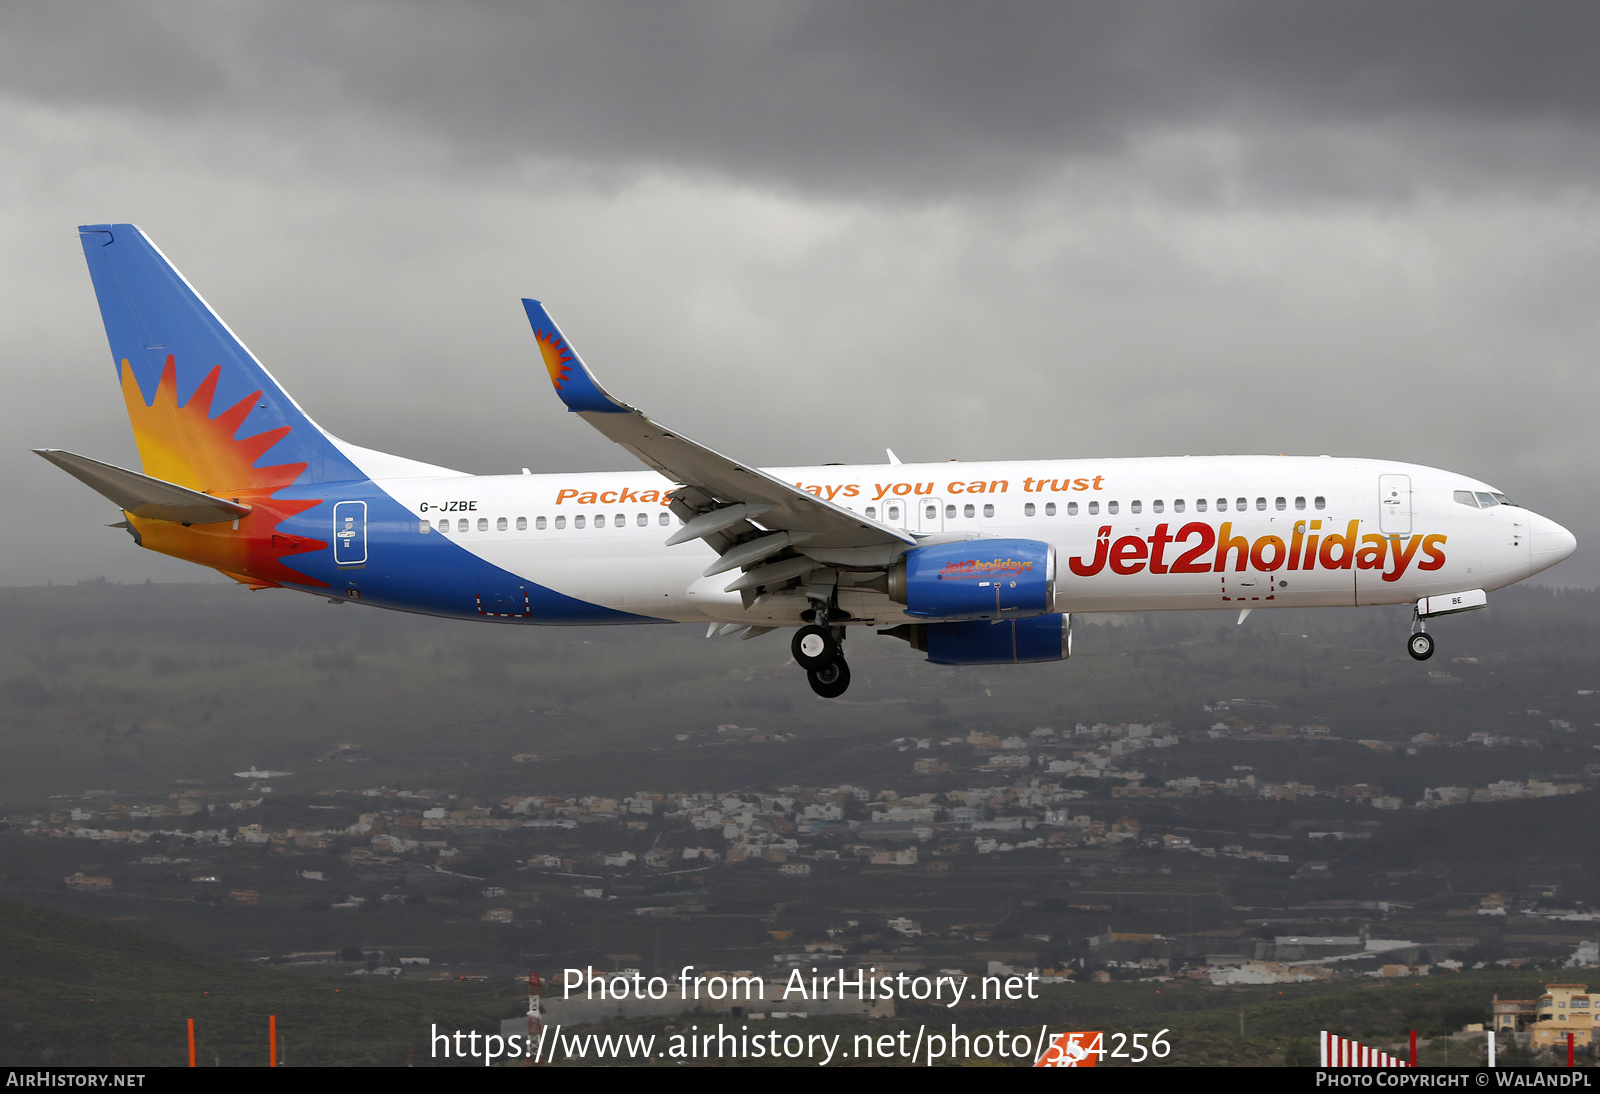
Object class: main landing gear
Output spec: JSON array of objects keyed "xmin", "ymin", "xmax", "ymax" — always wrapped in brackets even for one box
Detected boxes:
[{"xmin": 792, "ymin": 622, "xmax": 851, "ymax": 698}]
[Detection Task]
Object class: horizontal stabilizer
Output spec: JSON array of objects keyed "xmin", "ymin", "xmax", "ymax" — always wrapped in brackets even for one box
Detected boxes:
[{"xmin": 34, "ymin": 449, "xmax": 252, "ymax": 524}]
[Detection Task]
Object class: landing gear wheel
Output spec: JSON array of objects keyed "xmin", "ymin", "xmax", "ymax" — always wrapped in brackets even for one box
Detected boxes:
[
  {"xmin": 807, "ymin": 658, "xmax": 851, "ymax": 698},
  {"xmin": 1407, "ymin": 632, "xmax": 1435, "ymax": 661},
  {"xmin": 792, "ymin": 625, "xmax": 839, "ymax": 670}
]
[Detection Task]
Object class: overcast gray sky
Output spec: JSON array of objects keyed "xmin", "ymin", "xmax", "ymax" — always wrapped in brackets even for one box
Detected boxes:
[{"xmin": 3, "ymin": 1, "xmax": 1596, "ymax": 588}]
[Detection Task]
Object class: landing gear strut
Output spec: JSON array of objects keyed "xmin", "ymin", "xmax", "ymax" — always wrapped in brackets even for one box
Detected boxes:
[{"xmin": 1408, "ymin": 609, "xmax": 1435, "ymax": 662}]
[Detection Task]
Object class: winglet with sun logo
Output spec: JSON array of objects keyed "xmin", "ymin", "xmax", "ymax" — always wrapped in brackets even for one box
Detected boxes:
[{"xmin": 521, "ymin": 299, "xmax": 629, "ymax": 415}]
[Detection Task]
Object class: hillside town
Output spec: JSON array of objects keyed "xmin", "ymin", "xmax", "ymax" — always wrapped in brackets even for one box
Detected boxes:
[{"xmin": 12, "ymin": 713, "xmax": 1599, "ymax": 996}]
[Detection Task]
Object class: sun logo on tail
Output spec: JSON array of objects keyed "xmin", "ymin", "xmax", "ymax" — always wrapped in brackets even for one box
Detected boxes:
[
  {"xmin": 119, "ymin": 357, "xmax": 328, "ymax": 588},
  {"xmin": 536, "ymin": 329, "xmax": 575, "ymax": 391}
]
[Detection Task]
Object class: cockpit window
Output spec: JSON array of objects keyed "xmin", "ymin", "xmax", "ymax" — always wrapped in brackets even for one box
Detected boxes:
[{"xmin": 1457, "ymin": 489, "xmax": 1518, "ymax": 509}]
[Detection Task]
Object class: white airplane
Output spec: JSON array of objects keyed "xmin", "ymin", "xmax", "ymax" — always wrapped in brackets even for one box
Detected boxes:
[{"xmin": 39, "ymin": 224, "xmax": 1577, "ymax": 698}]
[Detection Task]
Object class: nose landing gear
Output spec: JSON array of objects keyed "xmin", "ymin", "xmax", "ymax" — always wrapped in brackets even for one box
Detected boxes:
[
  {"xmin": 1406, "ymin": 589, "xmax": 1488, "ymax": 661},
  {"xmin": 1407, "ymin": 630, "xmax": 1435, "ymax": 661}
]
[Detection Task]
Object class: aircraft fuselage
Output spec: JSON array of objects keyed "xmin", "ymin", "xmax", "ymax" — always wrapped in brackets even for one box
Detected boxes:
[{"xmin": 125, "ymin": 454, "xmax": 1568, "ymax": 627}]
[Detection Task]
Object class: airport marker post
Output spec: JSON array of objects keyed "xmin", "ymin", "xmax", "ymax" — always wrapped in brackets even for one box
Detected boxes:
[
  {"xmin": 187, "ymin": 1019, "xmax": 195, "ymax": 1067},
  {"xmin": 525, "ymin": 971, "xmax": 544, "ymax": 1067}
]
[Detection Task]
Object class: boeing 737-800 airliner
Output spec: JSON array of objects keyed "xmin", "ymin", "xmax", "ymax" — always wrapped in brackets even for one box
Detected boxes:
[{"xmin": 39, "ymin": 225, "xmax": 1577, "ymax": 697}]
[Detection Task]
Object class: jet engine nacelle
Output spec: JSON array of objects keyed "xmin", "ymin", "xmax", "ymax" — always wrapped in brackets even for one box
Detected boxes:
[
  {"xmin": 887, "ymin": 538, "xmax": 1056, "ymax": 620},
  {"xmin": 881, "ymin": 614, "xmax": 1073, "ymax": 665}
]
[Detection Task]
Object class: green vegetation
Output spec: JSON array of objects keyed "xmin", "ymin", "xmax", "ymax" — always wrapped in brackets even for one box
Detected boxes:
[{"xmin": 0, "ymin": 895, "xmax": 519, "ymax": 1066}]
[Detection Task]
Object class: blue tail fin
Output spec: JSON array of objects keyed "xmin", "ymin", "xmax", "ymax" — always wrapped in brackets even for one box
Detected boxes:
[{"xmin": 78, "ymin": 224, "xmax": 362, "ymax": 488}]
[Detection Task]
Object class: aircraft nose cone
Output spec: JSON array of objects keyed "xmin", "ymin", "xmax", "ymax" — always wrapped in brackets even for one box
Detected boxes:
[{"xmin": 1528, "ymin": 512, "xmax": 1577, "ymax": 575}]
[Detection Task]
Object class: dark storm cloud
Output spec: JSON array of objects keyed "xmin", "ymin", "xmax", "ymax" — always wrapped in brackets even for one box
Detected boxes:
[
  {"xmin": 5, "ymin": 1, "xmax": 1600, "ymax": 195},
  {"xmin": 3, "ymin": 3, "xmax": 1596, "ymax": 587}
]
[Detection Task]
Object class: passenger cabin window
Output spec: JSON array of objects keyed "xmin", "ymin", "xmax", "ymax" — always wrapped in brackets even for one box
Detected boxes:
[
  {"xmin": 532, "ymin": 516, "xmax": 543, "ymax": 530},
  {"xmin": 595, "ymin": 514, "xmax": 606, "ymax": 528},
  {"xmin": 615, "ymin": 512, "xmax": 625, "ymax": 526},
  {"xmin": 574, "ymin": 515, "xmax": 586, "ymax": 529},
  {"xmin": 1152, "ymin": 500, "xmax": 1164, "ymax": 514},
  {"xmin": 1314, "ymin": 496, "xmax": 1326, "ymax": 510},
  {"xmin": 418, "ymin": 520, "xmax": 430, "ymax": 534},
  {"xmin": 925, "ymin": 504, "xmax": 937, "ymax": 520},
  {"xmin": 963, "ymin": 503, "xmax": 975, "ymax": 518},
  {"xmin": 1254, "ymin": 497, "xmax": 1266, "ymax": 511},
  {"xmin": 1046, "ymin": 502, "xmax": 1057, "ymax": 516},
  {"xmin": 497, "ymin": 516, "xmax": 508, "ymax": 531},
  {"xmin": 983, "ymin": 503, "xmax": 994, "ymax": 517},
  {"xmin": 637, "ymin": 513, "xmax": 648, "ymax": 527},
  {"xmin": 1087, "ymin": 501, "xmax": 1099, "ymax": 515},
  {"xmin": 887, "ymin": 504, "xmax": 901, "ymax": 521},
  {"xmin": 1295, "ymin": 496, "xmax": 1306, "ymax": 511},
  {"xmin": 1236, "ymin": 497, "xmax": 1247, "ymax": 511},
  {"xmin": 1130, "ymin": 500, "xmax": 1142, "ymax": 514},
  {"xmin": 946, "ymin": 504, "xmax": 957, "ymax": 518},
  {"xmin": 1217, "ymin": 498, "xmax": 1228, "ymax": 512},
  {"xmin": 1174, "ymin": 499, "xmax": 1186, "ymax": 513},
  {"xmin": 866, "ymin": 506, "xmax": 877, "ymax": 519},
  {"xmin": 554, "ymin": 515, "xmax": 566, "ymax": 529},
  {"xmin": 1195, "ymin": 498, "xmax": 1207, "ymax": 512},
  {"xmin": 1274, "ymin": 497, "xmax": 1286, "ymax": 511},
  {"xmin": 458, "ymin": 518, "xmax": 469, "ymax": 533},
  {"xmin": 517, "ymin": 516, "xmax": 528, "ymax": 530},
  {"xmin": 1024, "ymin": 502, "xmax": 1036, "ymax": 517},
  {"xmin": 659, "ymin": 512, "xmax": 671, "ymax": 525},
  {"xmin": 1107, "ymin": 501, "xmax": 1119, "ymax": 515}
]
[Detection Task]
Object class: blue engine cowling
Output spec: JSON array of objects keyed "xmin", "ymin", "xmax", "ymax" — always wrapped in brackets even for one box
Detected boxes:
[
  {"xmin": 887, "ymin": 538, "xmax": 1056, "ymax": 620},
  {"xmin": 880, "ymin": 614, "xmax": 1073, "ymax": 665}
]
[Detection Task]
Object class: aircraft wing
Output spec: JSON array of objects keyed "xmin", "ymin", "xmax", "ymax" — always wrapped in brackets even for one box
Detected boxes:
[{"xmin": 522, "ymin": 300, "xmax": 914, "ymax": 577}]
